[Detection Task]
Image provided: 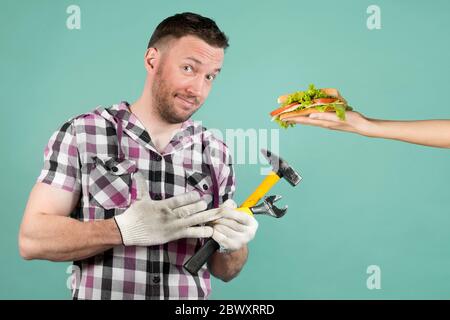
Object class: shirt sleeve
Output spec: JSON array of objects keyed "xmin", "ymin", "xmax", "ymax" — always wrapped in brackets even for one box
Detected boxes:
[{"xmin": 37, "ymin": 120, "xmax": 81, "ymax": 193}]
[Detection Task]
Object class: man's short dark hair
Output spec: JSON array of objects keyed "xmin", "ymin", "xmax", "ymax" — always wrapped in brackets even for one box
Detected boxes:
[{"xmin": 147, "ymin": 12, "xmax": 229, "ymax": 50}]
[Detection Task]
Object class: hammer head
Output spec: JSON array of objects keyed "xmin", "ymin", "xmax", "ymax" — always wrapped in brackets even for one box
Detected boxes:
[{"xmin": 261, "ymin": 149, "xmax": 302, "ymax": 186}]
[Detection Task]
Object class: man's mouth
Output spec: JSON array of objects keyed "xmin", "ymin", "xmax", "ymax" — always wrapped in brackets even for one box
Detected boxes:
[{"xmin": 175, "ymin": 94, "xmax": 198, "ymax": 108}]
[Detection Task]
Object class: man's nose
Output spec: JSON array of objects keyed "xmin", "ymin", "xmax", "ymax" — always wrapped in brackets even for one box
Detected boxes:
[{"xmin": 186, "ymin": 75, "xmax": 204, "ymax": 97}]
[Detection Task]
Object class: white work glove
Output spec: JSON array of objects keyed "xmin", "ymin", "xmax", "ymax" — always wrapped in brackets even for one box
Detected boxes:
[
  {"xmin": 210, "ymin": 199, "xmax": 259, "ymax": 252},
  {"xmin": 114, "ymin": 173, "xmax": 221, "ymax": 246}
]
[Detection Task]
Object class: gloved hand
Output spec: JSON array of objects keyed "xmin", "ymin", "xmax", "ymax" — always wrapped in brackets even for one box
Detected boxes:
[
  {"xmin": 210, "ymin": 199, "xmax": 259, "ymax": 252},
  {"xmin": 114, "ymin": 172, "xmax": 221, "ymax": 246}
]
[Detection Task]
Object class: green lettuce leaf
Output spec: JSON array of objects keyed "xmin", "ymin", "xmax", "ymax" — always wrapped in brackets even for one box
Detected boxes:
[
  {"xmin": 274, "ymin": 117, "xmax": 295, "ymax": 129},
  {"xmin": 333, "ymin": 104, "xmax": 346, "ymax": 120},
  {"xmin": 282, "ymin": 84, "xmax": 327, "ymax": 107}
]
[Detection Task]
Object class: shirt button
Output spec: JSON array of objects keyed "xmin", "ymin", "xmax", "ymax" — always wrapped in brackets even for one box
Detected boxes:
[
  {"xmin": 111, "ymin": 166, "xmax": 118, "ymax": 173},
  {"xmin": 152, "ymin": 276, "xmax": 161, "ymax": 284},
  {"xmin": 155, "ymin": 155, "xmax": 162, "ymax": 161},
  {"xmin": 202, "ymin": 184, "xmax": 209, "ymax": 191}
]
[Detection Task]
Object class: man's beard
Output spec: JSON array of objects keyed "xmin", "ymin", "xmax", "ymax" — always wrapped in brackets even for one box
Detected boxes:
[{"xmin": 152, "ymin": 69, "xmax": 201, "ymax": 124}]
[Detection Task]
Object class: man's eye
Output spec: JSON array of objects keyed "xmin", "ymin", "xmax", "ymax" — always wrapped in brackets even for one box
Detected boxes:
[
  {"xmin": 206, "ymin": 74, "xmax": 216, "ymax": 81},
  {"xmin": 183, "ymin": 65, "xmax": 193, "ymax": 72}
]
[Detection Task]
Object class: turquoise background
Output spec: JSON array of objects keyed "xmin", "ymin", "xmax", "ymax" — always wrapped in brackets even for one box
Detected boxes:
[{"xmin": 1, "ymin": 0, "xmax": 450, "ymax": 299}]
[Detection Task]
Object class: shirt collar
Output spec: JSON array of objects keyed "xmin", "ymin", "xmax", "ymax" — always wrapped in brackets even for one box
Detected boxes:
[{"xmin": 103, "ymin": 101, "xmax": 203, "ymax": 155}]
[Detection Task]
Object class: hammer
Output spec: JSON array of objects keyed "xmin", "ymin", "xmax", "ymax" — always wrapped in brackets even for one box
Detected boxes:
[{"xmin": 183, "ymin": 149, "xmax": 302, "ymax": 275}]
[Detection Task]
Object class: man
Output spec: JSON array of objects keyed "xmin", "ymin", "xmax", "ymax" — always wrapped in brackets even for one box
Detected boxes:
[
  {"xmin": 284, "ymin": 110, "xmax": 450, "ymax": 148},
  {"xmin": 19, "ymin": 12, "xmax": 258, "ymax": 300}
]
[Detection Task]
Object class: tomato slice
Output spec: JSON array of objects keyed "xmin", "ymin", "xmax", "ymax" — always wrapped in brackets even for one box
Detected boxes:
[{"xmin": 269, "ymin": 102, "xmax": 300, "ymax": 117}]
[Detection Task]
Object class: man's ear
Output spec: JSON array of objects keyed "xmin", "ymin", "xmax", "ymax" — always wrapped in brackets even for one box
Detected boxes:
[{"xmin": 144, "ymin": 47, "xmax": 158, "ymax": 72}]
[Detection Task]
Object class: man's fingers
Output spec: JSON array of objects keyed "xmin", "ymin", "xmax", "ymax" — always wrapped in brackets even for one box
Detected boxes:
[
  {"xmin": 181, "ymin": 208, "xmax": 222, "ymax": 227},
  {"xmin": 211, "ymin": 217, "xmax": 247, "ymax": 232},
  {"xmin": 134, "ymin": 172, "xmax": 150, "ymax": 200},
  {"xmin": 214, "ymin": 224, "xmax": 239, "ymax": 238},
  {"xmin": 173, "ymin": 200, "xmax": 207, "ymax": 218},
  {"xmin": 182, "ymin": 226, "xmax": 214, "ymax": 239},
  {"xmin": 220, "ymin": 199, "xmax": 237, "ymax": 209},
  {"xmin": 211, "ymin": 229, "xmax": 231, "ymax": 248},
  {"xmin": 220, "ymin": 209, "xmax": 257, "ymax": 227},
  {"xmin": 212, "ymin": 227, "xmax": 241, "ymax": 251},
  {"xmin": 165, "ymin": 191, "xmax": 201, "ymax": 209}
]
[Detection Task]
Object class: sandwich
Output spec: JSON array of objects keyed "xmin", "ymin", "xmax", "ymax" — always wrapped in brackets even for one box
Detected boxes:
[{"xmin": 270, "ymin": 84, "xmax": 353, "ymax": 128}]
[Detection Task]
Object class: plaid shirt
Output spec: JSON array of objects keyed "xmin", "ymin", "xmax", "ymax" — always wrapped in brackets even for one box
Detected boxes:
[{"xmin": 37, "ymin": 101, "xmax": 235, "ymax": 299}]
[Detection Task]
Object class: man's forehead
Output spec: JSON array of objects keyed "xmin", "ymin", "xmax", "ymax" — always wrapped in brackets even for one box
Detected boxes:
[{"xmin": 171, "ymin": 36, "xmax": 224, "ymax": 66}]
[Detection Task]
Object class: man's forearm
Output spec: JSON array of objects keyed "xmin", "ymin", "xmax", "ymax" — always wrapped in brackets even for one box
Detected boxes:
[
  {"xmin": 19, "ymin": 213, "xmax": 122, "ymax": 262},
  {"xmin": 207, "ymin": 245, "xmax": 248, "ymax": 282},
  {"xmin": 365, "ymin": 119, "xmax": 450, "ymax": 148}
]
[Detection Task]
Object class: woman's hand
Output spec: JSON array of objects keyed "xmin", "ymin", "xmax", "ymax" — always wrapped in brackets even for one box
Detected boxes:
[{"xmin": 283, "ymin": 111, "xmax": 375, "ymax": 136}]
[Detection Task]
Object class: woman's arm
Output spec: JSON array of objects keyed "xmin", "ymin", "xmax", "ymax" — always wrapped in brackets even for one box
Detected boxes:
[{"xmin": 285, "ymin": 111, "xmax": 450, "ymax": 148}]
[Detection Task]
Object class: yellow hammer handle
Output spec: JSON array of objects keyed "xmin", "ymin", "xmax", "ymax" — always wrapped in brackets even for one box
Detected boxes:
[
  {"xmin": 239, "ymin": 172, "xmax": 280, "ymax": 208},
  {"xmin": 236, "ymin": 207, "xmax": 253, "ymax": 216}
]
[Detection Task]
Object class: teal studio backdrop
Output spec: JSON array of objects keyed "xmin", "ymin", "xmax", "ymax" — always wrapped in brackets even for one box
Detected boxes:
[{"xmin": 1, "ymin": 0, "xmax": 450, "ymax": 299}]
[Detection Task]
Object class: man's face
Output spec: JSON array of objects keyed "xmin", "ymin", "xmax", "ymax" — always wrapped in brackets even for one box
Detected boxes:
[{"xmin": 151, "ymin": 35, "xmax": 224, "ymax": 124}]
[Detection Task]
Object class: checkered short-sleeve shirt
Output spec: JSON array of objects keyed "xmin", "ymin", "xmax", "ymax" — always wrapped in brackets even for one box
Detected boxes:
[{"xmin": 37, "ymin": 101, "xmax": 235, "ymax": 299}]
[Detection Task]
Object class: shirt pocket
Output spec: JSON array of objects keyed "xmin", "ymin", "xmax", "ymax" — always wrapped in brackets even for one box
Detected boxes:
[
  {"xmin": 185, "ymin": 170, "xmax": 214, "ymax": 208},
  {"xmin": 88, "ymin": 156, "xmax": 137, "ymax": 210}
]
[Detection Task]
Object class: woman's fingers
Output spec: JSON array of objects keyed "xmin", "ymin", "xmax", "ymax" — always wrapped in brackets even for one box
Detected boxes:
[{"xmin": 283, "ymin": 116, "xmax": 342, "ymax": 129}]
